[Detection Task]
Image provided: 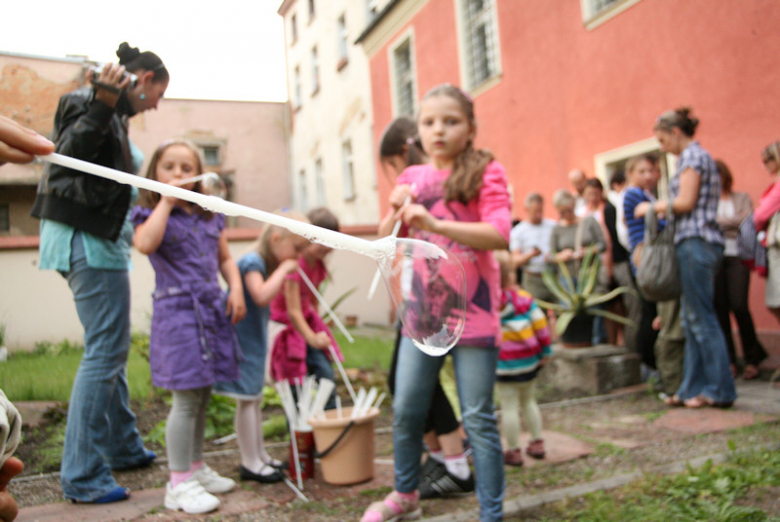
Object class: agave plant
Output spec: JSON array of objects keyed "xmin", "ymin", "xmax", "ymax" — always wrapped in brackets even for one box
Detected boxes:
[{"xmin": 536, "ymin": 248, "xmax": 635, "ymax": 336}]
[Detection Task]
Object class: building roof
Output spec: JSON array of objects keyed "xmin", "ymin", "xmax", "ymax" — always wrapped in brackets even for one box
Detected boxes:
[{"xmin": 355, "ymin": 0, "xmax": 403, "ymax": 44}]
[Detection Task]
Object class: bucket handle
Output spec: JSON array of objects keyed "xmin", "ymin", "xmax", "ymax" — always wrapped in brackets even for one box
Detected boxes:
[{"xmin": 313, "ymin": 420, "xmax": 355, "ymax": 459}]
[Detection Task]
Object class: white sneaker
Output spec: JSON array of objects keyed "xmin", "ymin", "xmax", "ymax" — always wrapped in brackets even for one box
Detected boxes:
[
  {"xmin": 164, "ymin": 478, "xmax": 220, "ymax": 514},
  {"xmin": 192, "ymin": 464, "xmax": 236, "ymax": 494}
]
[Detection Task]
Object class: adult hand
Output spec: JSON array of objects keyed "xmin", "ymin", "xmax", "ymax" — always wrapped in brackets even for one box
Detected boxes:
[
  {"xmin": 555, "ymin": 249, "xmax": 575, "ymax": 262},
  {"xmin": 0, "ymin": 457, "xmax": 23, "ymax": 522},
  {"xmin": 0, "ymin": 115, "xmax": 55, "ymax": 166},
  {"xmin": 90, "ymin": 63, "xmax": 132, "ymax": 109}
]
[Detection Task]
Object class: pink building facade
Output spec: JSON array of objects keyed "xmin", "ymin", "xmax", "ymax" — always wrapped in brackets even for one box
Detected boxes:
[{"xmin": 359, "ymin": 0, "xmax": 780, "ymax": 352}]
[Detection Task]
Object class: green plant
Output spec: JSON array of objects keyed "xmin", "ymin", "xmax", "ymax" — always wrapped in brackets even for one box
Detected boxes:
[
  {"xmin": 0, "ymin": 323, "xmax": 6, "ymax": 346},
  {"xmin": 537, "ymin": 248, "xmax": 635, "ymax": 336}
]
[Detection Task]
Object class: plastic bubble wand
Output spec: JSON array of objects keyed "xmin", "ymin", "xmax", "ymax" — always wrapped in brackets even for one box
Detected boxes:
[{"xmin": 39, "ymin": 153, "xmax": 467, "ymax": 355}]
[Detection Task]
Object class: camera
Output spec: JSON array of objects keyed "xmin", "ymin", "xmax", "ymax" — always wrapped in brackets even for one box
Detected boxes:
[{"xmin": 88, "ymin": 64, "xmax": 138, "ymax": 93}]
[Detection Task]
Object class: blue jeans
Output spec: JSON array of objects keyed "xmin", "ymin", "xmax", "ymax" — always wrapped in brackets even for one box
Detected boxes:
[
  {"xmin": 393, "ymin": 337, "xmax": 504, "ymax": 522},
  {"xmin": 307, "ymin": 346, "xmax": 337, "ymax": 410},
  {"xmin": 675, "ymin": 238, "xmax": 737, "ymax": 404},
  {"xmin": 60, "ymin": 233, "xmax": 149, "ymax": 501}
]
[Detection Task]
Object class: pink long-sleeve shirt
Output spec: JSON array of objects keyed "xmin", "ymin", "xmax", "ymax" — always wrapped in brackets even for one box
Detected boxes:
[
  {"xmin": 396, "ymin": 160, "xmax": 512, "ymax": 348},
  {"xmin": 753, "ymin": 180, "xmax": 780, "ymax": 232}
]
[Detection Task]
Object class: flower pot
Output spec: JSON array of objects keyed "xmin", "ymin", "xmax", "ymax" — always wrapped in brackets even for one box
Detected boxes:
[{"xmin": 561, "ymin": 314, "xmax": 594, "ymax": 348}]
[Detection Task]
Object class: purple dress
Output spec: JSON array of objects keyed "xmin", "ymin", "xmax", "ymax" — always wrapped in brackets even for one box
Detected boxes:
[{"xmin": 131, "ymin": 206, "xmax": 241, "ymax": 390}]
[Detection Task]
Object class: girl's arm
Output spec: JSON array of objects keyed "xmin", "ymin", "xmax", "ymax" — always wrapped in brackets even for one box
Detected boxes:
[
  {"xmin": 218, "ymin": 233, "xmax": 246, "ymax": 325},
  {"xmin": 653, "ymin": 167, "xmax": 699, "ymax": 216},
  {"xmin": 284, "ymin": 279, "xmax": 330, "ymax": 350},
  {"xmin": 397, "ymin": 204, "xmax": 508, "ymax": 250},
  {"xmin": 244, "ymin": 259, "xmax": 299, "ymax": 308},
  {"xmin": 133, "ymin": 198, "xmax": 176, "ymax": 254}
]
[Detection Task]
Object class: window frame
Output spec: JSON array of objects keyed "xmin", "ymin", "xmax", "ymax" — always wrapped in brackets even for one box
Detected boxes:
[
  {"xmin": 291, "ymin": 13, "xmax": 298, "ymax": 44},
  {"xmin": 337, "ymin": 13, "xmax": 349, "ymax": 70},
  {"xmin": 315, "ymin": 157, "xmax": 326, "ymax": 206},
  {"xmin": 592, "ymin": 137, "xmax": 673, "ymax": 199},
  {"xmin": 311, "ymin": 45, "xmax": 320, "ymax": 95},
  {"xmin": 455, "ymin": 0, "xmax": 502, "ymax": 94},
  {"xmin": 293, "ymin": 65, "xmax": 302, "ymax": 109},
  {"xmin": 298, "ymin": 168, "xmax": 309, "ymax": 212},
  {"xmin": 342, "ymin": 140, "xmax": 356, "ymax": 202},
  {"xmin": 580, "ymin": 0, "xmax": 643, "ymax": 30},
  {"xmin": 0, "ymin": 204, "xmax": 9, "ymax": 233},
  {"xmin": 388, "ymin": 29, "xmax": 417, "ymax": 118}
]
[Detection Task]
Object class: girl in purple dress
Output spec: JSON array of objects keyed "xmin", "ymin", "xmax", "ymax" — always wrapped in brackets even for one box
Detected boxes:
[{"xmin": 132, "ymin": 140, "xmax": 246, "ymax": 515}]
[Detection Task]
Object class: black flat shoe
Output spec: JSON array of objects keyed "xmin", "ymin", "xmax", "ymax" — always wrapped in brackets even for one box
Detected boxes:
[{"xmin": 239, "ymin": 465, "xmax": 285, "ymax": 484}]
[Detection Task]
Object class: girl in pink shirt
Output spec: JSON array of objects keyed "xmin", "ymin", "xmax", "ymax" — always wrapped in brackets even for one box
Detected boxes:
[
  {"xmin": 361, "ymin": 84, "xmax": 511, "ymax": 522},
  {"xmin": 754, "ymin": 141, "xmax": 780, "ymax": 320}
]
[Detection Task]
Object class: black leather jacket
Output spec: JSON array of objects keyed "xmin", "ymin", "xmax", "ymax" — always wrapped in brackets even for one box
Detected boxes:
[{"xmin": 31, "ymin": 87, "xmax": 136, "ymax": 241}]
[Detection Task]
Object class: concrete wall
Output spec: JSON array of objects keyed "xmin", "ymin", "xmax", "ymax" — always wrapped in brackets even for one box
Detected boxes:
[{"xmin": 0, "ymin": 235, "xmax": 391, "ymax": 351}]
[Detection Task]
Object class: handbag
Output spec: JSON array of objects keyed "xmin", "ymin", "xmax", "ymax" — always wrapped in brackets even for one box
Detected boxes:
[
  {"xmin": 738, "ymin": 212, "xmax": 767, "ymax": 274},
  {"xmin": 636, "ymin": 204, "xmax": 680, "ymax": 302}
]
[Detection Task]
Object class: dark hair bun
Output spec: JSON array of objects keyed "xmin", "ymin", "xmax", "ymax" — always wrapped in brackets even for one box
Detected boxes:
[
  {"xmin": 676, "ymin": 106, "xmax": 699, "ymax": 135},
  {"xmin": 116, "ymin": 42, "xmax": 141, "ymax": 65}
]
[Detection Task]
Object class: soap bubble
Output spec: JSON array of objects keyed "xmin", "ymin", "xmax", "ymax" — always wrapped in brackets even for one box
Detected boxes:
[
  {"xmin": 200, "ymin": 172, "xmax": 227, "ymax": 199},
  {"xmin": 375, "ymin": 237, "xmax": 466, "ymax": 356}
]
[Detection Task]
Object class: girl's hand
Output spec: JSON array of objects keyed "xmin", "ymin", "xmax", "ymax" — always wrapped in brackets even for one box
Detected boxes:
[
  {"xmin": 396, "ymin": 203, "xmax": 440, "ymax": 233},
  {"xmin": 389, "ymin": 184, "xmax": 415, "ymax": 210},
  {"xmin": 225, "ymin": 288, "xmax": 247, "ymax": 325},
  {"xmin": 280, "ymin": 259, "xmax": 300, "ymax": 275},
  {"xmin": 309, "ymin": 331, "xmax": 331, "ymax": 350}
]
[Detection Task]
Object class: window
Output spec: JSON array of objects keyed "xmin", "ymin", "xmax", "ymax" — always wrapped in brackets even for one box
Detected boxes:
[
  {"xmin": 291, "ymin": 14, "xmax": 298, "ymax": 43},
  {"xmin": 342, "ymin": 140, "xmax": 356, "ymax": 201},
  {"xmin": 311, "ymin": 46, "xmax": 320, "ymax": 94},
  {"xmin": 460, "ymin": 0, "xmax": 501, "ymax": 90},
  {"xmin": 367, "ymin": 0, "xmax": 380, "ymax": 22},
  {"xmin": 337, "ymin": 14, "xmax": 348, "ymax": 68},
  {"xmin": 315, "ymin": 158, "xmax": 326, "ymax": 206},
  {"xmin": 201, "ymin": 145, "xmax": 221, "ymax": 166},
  {"xmin": 580, "ymin": 0, "xmax": 643, "ymax": 28},
  {"xmin": 593, "ymin": 137, "xmax": 671, "ymax": 198},
  {"xmin": 391, "ymin": 35, "xmax": 416, "ymax": 116},
  {"xmin": 298, "ymin": 169, "xmax": 308, "ymax": 212},
  {"xmin": 308, "ymin": 0, "xmax": 315, "ymax": 21},
  {"xmin": 0, "ymin": 204, "xmax": 8, "ymax": 232},
  {"xmin": 293, "ymin": 65, "xmax": 302, "ymax": 108}
]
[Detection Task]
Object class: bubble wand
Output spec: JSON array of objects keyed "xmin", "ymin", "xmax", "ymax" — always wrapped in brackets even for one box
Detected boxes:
[{"xmin": 38, "ymin": 153, "xmax": 467, "ymax": 355}]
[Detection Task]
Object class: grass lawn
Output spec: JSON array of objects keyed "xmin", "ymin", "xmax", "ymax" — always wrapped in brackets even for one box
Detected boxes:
[{"xmin": 1, "ymin": 330, "xmax": 393, "ymax": 403}]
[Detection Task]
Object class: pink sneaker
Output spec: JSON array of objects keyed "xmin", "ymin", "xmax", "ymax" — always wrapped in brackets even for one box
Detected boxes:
[
  {"xmin": 361, "ymin": 490, "xmax": 421, "ymax": 522},
  {"xmin": 503, "ymin": 448, "xmax": 524, "ymax": 467}
]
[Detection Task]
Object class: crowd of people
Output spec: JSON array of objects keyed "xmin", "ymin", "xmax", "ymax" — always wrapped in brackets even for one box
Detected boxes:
[{"xmin": 0, "ymin": 42, "xmax": 778, "ymax": 522}]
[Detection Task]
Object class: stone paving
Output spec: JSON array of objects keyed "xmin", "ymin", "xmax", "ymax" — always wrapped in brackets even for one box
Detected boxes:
[{"xmin": 12, "ymin": 379, "xmax": 780, "ymax": 522}]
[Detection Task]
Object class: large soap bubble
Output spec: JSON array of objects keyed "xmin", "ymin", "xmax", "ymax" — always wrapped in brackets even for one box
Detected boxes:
[{"xmin": 375, "ymin": 237, "xmax": 466, "ymax": 356}]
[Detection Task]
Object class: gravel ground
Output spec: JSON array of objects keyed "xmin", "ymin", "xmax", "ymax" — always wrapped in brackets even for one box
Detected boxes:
[{"xmin": 10, "ymin": 388, "xmax": 780, "ymax": 521}]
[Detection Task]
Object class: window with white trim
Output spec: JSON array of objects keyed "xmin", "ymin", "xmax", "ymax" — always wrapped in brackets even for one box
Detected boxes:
[
  {"xmin": 298, "ymin": 169, "xmax": 308, "ymax": 212},
  {"xmin": 580, "ymin": 0, "xmax": 643, "ymax": 28},
  {"xmin": 308, "ymin": 0, "xmax": 315, "ymax": 22},
  {"xmin": 311, "ymin": 46, "xmax": 320, "ymax": 94},
  {"xmin": 315, "ymin": 157, "xmax": 326, "ymax": 206},
  {"xmin": 342, "ymin": 140, "xmax": 356, "ymax": 201},
  {"xmin": 293, "ymin": 65, "xmax": 302, "ymax": 109},
  {"xmin": 291, "ymin": 14, "xmax": 298, "ymax": 44},
  {"xmin": 201, "ymin": 145, "xmax": 221, "ymax": 166},
  {"xmin": 391, "ymin": 36, "xmax": 416, "ymax": 117},
  {"xmin": 460, "ymin": 0, "xmax": 500, "ymax": 90},
  {"xmin": 337, "ymin": 14, "xmax": 348, "ymax": 64}
]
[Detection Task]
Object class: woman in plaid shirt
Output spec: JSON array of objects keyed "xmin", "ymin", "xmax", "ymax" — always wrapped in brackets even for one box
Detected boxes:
[{"xmin": 639, "ymin": 107, "xmax": 736, "ymax": 409}]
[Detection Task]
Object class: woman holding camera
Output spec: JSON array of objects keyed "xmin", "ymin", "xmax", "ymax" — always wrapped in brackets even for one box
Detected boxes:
[{"xmin": 31, "ymin": 42, "xmax": 169, "ymax": 504}]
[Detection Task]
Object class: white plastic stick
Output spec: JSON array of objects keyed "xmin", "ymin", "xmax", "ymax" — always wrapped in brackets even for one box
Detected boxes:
[
  {"xmin": 373, "ymin": 392, "xmax": 386, "ymax": 411},
  {"xmin": 289, "ymin": 424, "xmax": 303, "ymax": 491},
  {"xmin": 361, "ymin": 387, "xmax": 378, "ymax": 418},
  {"xmin": 328, "ymin": 344, "xmax": 357, "ymax": 403},
  {"xmin": 283, "ymin": 477, "xmax": 309, "ymax": 502},
  {"xmin": 367, "ymin": 193, "xmax": 413, "ymax": 300},
  {"xmin": 297, "ymin": 268, "xmax": 354, "ymax": 343},
  {"xmin": 352, "ymin": 388, "xmax": 367, "ymax": 419},
  {"xmin": 40, "ymin": 153, "xmax": 384, "ymax": 258},
  {"xmin": 172, "ymin": 172, "xmax": 218, "ymax": 185}
]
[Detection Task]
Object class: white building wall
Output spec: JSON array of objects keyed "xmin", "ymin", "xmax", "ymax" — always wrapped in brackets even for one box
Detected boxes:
[{"xmin": 281, "ymin": 0, "xmax": 381, "ymax": 226}]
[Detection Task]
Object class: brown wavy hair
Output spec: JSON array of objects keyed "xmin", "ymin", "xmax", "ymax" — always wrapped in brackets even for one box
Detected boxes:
[{"xmin": 421, "ymin": 84, "xmax": 494, "ymax": 204}]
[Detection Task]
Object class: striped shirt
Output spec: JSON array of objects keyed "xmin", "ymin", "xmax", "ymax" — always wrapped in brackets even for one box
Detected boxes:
[
  {"xmin": 669, "ymin": 141, "xmax": 724, "ymax": 246},
  {"xmin": 496, "ymin": 288, "xmax": 552, "ymax": 381}
]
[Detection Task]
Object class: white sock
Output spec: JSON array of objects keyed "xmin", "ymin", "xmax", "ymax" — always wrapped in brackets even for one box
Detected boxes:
[
  {"xmin": 428, "ymin": 450, "xmax": 445, "ymax": 463},
  {"xmin": 445, "ymin": 454, "xmax": 470, "ymax": 480}
]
